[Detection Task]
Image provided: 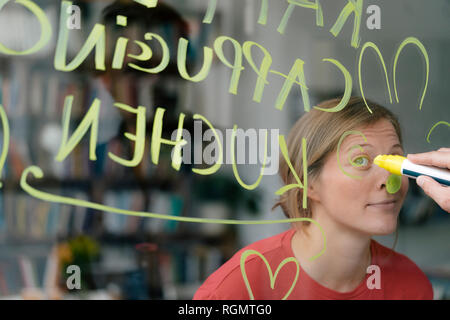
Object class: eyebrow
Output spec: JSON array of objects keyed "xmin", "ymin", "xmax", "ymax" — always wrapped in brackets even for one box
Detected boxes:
[{"xmin": 347, "ymin": 143, "xmax": 403, "ymax": 151}]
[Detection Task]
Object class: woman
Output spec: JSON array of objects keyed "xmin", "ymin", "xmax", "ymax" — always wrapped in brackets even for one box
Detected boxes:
[{"xmin": 193, "ymin": 96, "xmax": 433, "ymax": 300}]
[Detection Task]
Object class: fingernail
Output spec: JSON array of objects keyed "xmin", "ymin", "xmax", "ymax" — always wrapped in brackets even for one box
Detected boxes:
[{"xmin": 416, "ymin": 176, "xmax": 425, "ymax": 187}]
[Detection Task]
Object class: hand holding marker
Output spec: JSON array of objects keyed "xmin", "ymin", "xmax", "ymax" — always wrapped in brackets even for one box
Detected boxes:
[{"xmin": 374, "ymin": 148, "xmax": 450, "ymax": 213}]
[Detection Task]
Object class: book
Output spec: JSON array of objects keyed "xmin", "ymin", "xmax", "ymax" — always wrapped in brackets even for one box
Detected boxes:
[{"xmin": 18, "ymin": 255, "xmax": 37, "ymax": 289}]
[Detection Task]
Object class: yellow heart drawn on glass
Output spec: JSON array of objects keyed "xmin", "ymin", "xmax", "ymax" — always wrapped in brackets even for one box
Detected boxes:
[{"xmin": 240, "ymin": 249, "xmax": 300, "ymax": 300}]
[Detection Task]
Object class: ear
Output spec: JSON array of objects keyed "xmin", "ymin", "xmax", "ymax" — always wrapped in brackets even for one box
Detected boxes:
[{"xmin": 307, "ymin": 179, "xmax": 321, "ymax": 203}]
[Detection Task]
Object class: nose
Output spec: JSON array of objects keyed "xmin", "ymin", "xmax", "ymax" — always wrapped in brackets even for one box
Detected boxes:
[{"xmin": 374, "ymin": 165, "xmax": 391, "ymax": 191}]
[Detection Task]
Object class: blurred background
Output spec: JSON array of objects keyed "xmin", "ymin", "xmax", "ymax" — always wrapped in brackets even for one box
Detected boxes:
[{"xmin": 0, "ymin": 0, "xmax": 448, "ymax": 300}]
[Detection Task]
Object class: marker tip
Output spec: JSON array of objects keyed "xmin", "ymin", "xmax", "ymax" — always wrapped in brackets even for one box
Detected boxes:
[{"xmin": 373, "ymin": 155, "xmax": 383, "ymax": 167}]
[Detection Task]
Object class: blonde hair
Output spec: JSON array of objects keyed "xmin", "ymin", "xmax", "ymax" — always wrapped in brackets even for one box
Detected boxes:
[{"xmin": 272, "ymin": 96, "xmax": 403, "ymax": 224}]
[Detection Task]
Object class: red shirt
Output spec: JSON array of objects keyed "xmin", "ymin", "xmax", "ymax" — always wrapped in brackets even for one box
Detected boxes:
[{"xmin": 193, "ymin": 228, "xmax": 433, "ymax": 300}]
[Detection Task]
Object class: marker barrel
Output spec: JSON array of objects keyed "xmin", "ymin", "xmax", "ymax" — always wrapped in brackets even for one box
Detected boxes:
[{"xmin": 402, "ymin": 159, "xmax": 450, "ymax": 187}]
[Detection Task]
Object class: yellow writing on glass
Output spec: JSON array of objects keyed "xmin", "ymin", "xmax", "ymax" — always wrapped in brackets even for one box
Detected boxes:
[
  {"xmin": 275, "ymin": 136, "xmax": 308, "ymax": 209},
  {"xmin": 242, "ymin": 41, "xmax": 273, "ymax": 103},
  {"xmin": 133, "ymin": 0, "xmax": 158, "ymax": 8},
  {"xmin": 337, "ymin": 131, "xmax": 403, "ymax": 193},
  {"xmin": 108, "ymin": 103, "xmax": 146, "ymax": 167},
  {"xmin": 426, "ymin": 121, "xmax": 450, "ymax": 144},
  {"xmin": 203, "ymin": 0, "xmax": 217, "ymax": 24},
  {"xmin": 230, "ymin": 125, "xmax": 268, "ymax": 190},
  {"xmin": 257, "ymin": 0, "xmax": 269, "ymax": 25},
  {"xmin": 386, "ymin": 174, "xmax": 402, "ymax": 194},
  {"xmin": 112, "ymin": 15, "xmax": 129, "ymax": 69},
  {"xmin": 214, "ymin": 36, "xmax": 244, "ymax": 95},
  {"xmin": 393, "ymin": 37, "xmax": 430, "ymax": 111},
  {"xmin": 0, "ymin": 0, "xmax": 51, "ymax": 55},
  {"xmin": 240, "ymin": 218, "xmax": 326, "ymax": 300},
  {"xmin": 337, "ymin": 130, "xmax": 368, "ymax": 180},
  {"xmin": 240, "ymin": 250, "xmax": 300, "ymax": 300},
  {"xmin": 329, "ymin": 0, "xmax": 363, "ymax": 48},
  {"xmin": 55, "ymin": 1, "xmax": 105, "ymax": 72},
  {"xmin": 358, "ymin": 37, "xmax": 429, "ymax": 113},
  {"xmin": 278, "ymin": 0, "xmax": 324, "ymax": 34},
  {"xmin": 56, "ymin": 96, "xmax": 100, "ymax": 162},
  {"xmin": 191, "ymin": 114, "xmax": 222, "ymax": 175},
  {"xmin": 151, "ymin": 108, "xmax": 187, "ymax": 171},
  {"xmin": 177, "ymin": 38, "xmax": 213, "ymax": 82},
  {"xmin": 52, "ymin": 94, "xmax": 273, "ymax": 180},
  {"xmin": 128, "ymin": 33, "xmax": 170, "ymax": 74},
  {"xmin": 204, "ymin": 0, "xmax": 269, "ymax": 25},
  {"xmin": 313, "ymin": 58, "xmax": 352, "ymax": 113},
  {"xmin": 21, "ymin": 166, "xmax": 322, "ymax": 226},
  {"xmin": 0, "ymin": 0, "xmax": 434, "ymax": 232},
  {"xmin": 358, "ymin": 41, "xmax": 392, "ymax": 114},
  {"xmin": 271, "ymin": 59, "xmax": 310, "ymax": 112},
  {"xmin": 55, "ymin": 1, "xmax": 359, "ymax": 113},
  {"xmin": 0, "ymin": 105, "xmax": 10, "ymax": 188},
  {"xmin": 203, "ymin": 0, "xmax": 360, "ymax": 49}
]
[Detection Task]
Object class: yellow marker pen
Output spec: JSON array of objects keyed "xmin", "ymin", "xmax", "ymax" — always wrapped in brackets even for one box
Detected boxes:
[{"xmin": 374, "ymin": 155, "xmax": 450, "ymax": 187}]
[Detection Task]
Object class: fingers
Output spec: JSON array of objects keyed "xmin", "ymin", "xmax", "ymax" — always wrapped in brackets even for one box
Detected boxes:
[
  {"xmin": 407, "ymin": 149, "xmax": 450, "ymax": 170},
  {"xmin": 409, "ymin": 148, "xmax": 450, "ymax": 212},
  {"xmin": 416, "ymin": 176, "xmax": 450, "ymax": 213}
]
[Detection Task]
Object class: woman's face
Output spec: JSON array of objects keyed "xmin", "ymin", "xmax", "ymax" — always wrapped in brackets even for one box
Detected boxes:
[{"xmin": 310, "ymin": 119, "xmax": 409, "ymax": 236}]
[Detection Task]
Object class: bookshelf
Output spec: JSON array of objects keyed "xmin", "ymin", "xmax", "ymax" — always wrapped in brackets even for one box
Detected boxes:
[{"xmin": 0, "ymin": 0, "xmax": 243, "ymax": 299}]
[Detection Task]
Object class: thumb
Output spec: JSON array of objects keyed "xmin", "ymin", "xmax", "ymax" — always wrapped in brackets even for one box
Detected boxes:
[
  {"xmin": 416, "ymin": 175, "xmax": 440, "ymax": 194},
  {"xmin": 416, "ymin": 175, "xmax": 450, "ymax": 212}
]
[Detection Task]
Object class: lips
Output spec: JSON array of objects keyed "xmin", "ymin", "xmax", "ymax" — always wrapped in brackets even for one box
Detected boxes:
[
  {"xmin": 367, "ymin": 199, "xmax": 398, "ymax": 209},
  {"xmin": 369, "ymin": 199, "xmax": 397, "ymax": 205}
]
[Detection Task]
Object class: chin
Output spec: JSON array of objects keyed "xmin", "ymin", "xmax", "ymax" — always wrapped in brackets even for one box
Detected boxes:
[
  {"xmin": 365, "ymin": 216, "xmax": 399, "ymax": 236},
  {"xmin": 360, "ymin": 204, "xmax": 401, "ymax": 236}
]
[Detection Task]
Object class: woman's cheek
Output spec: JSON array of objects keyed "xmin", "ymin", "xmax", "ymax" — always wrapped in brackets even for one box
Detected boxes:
[{"xmin": 344, "ymin": 175, "xmax": 366, "ymax": 200}]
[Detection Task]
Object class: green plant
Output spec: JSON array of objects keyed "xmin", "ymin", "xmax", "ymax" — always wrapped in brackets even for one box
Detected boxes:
[{"xmin": 58, "ymin": 235, "xmax": 100, "ymax": 290}]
